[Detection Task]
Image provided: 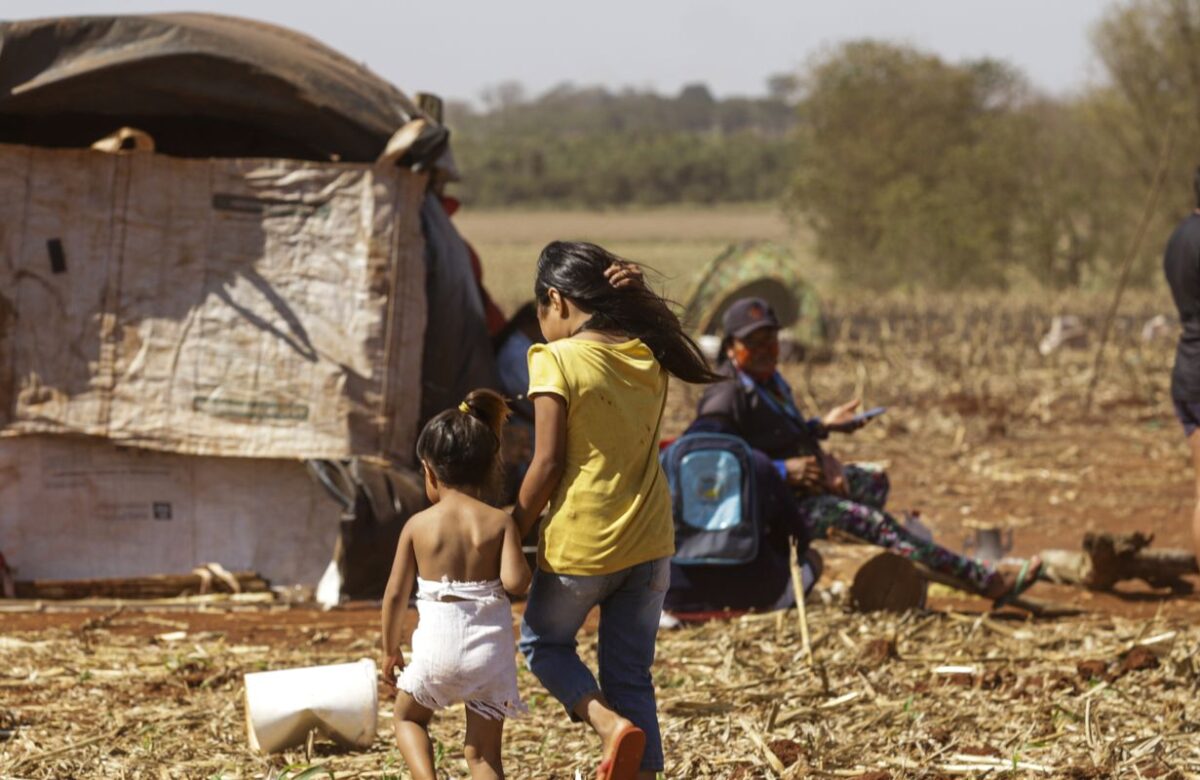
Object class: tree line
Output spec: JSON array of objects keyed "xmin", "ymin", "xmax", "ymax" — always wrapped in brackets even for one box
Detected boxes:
[
  {"xmin": 446, "ymin": 82, "xmax": 796, "ymax": 208},
  {"xmin": 448, "ymin": 0, "xmax": 1200, "ymax": 289}
]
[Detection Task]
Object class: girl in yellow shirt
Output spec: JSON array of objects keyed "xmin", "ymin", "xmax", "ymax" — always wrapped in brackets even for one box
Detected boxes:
[{"xmin": 513, "ymin": 241, "xmax": 718, "ymax": 780}]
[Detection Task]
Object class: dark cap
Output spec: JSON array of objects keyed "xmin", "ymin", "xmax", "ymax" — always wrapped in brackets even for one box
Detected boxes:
[{"xmin": 722, "ymin": 297, "xmax": 780, "ymax": 340}]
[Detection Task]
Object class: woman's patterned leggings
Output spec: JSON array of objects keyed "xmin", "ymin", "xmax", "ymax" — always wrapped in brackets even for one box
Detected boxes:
[{"xmin": 797, "ymin": 463, "xmax": 998, "ymax": 593}]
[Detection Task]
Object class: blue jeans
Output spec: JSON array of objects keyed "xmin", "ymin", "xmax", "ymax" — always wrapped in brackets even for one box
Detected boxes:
[{"xmin": 519, "ymin": 557, "xmax": 669, "ymax": 772}]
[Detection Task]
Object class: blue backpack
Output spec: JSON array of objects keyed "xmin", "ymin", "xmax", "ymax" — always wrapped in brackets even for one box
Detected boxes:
[{"xmin": 660, "ymin": 433, "xmax": 760, "ymax": 566}]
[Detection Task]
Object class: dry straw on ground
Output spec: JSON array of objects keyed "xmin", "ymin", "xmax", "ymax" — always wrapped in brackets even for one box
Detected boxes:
[
  {"xmin": 2, "ymin": 289, "xmax": 1195, "ymax": 778},
  {"xmin": 1, "ymin": 595, "xmax": 1198, "ymax": 779}
]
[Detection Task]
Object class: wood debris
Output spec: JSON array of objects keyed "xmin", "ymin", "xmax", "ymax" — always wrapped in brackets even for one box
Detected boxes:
[{"xmin": 12, "ymin": 568, "xmax": 270, "ymax": 600}]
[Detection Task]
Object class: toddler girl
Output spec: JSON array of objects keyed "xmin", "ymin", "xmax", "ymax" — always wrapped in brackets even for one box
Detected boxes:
[{"xmin": 381, "ymin": 389, "xmax": 532, "ymax": 780}]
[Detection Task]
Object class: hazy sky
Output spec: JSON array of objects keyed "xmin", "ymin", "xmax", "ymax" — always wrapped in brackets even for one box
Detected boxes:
[{"xmin": 3, "ymin": 1, "xmax": 1109, "ymax": 103}]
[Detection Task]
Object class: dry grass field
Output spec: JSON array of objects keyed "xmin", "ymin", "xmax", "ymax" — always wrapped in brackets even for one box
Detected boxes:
[
  {"xmin": 3, "ymin": 207, "xmax": 1200, "ymax": 779},
  {"xmin": 455, "ymin": 205, "xmax": 821, "ymax": 313}
]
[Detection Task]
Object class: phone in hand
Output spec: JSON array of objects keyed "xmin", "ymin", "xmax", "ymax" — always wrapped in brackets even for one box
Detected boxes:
[{"xmin": 850, "ymin": 406, "xmax": 886, "ymax": 426}]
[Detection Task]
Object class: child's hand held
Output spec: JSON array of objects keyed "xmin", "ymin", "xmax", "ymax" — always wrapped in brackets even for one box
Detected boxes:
[{"xmin": 382, "ymin": 652, "xmax": 404, "ymax": 689}]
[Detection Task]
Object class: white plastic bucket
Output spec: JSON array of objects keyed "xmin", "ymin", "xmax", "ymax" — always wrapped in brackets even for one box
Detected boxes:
[{"xmin": 244, "ymin": 658, "xmax": 378, "ymax": 754}]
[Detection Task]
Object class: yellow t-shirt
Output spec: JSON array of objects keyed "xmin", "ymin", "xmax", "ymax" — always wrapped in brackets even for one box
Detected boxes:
[{"xmin": 527, "ymin": 337, "xmax": 675, "ymax": 575}]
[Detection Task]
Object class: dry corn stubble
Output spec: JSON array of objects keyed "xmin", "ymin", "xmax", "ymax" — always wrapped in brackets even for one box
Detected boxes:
[
  {"xmin": 2, "ymin": 288, "xmax": 1196, "ymax": 778},
  {"xmin": 1, "ymin": 601, "xmax": 1199, "ymax": 778}
]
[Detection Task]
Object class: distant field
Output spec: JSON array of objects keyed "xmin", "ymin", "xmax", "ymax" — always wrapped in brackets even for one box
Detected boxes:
[{"xmin": 455, "ymin": 205, "xmax": 821, "ymax": 313}]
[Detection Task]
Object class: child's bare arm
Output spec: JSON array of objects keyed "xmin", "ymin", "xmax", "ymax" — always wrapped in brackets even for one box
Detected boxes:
[
  {"xmin": 513, "ymin": 393, "xmax": 567, "ymax": 537},
  {"xmin": 380, "ymin": 520, "xmax": 418, "ymax": 686},
  {"xmin": 499, "ymin": 514, "xmax": 532, "ymax": 596}
]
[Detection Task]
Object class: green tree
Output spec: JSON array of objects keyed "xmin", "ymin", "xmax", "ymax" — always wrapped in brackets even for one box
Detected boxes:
[
  {"xmin": 1007, "ymin": 98, "xmax": 1130, "ymax": 288},
  {"xmin": 1089, "ymin": 0, "xmax": 1200, "ymax": 285},
  {"xmin": 786, "ymin": 41, "xmax": 1032, "ymax": 289}
]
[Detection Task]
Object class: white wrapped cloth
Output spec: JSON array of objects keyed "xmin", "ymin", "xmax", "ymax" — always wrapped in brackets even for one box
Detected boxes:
[{"xmin": 397, "ymin": 577, "xmax": 527, "ymax": 720}]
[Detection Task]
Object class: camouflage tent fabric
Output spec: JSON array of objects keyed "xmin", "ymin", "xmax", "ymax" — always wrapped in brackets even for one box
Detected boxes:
[{"xmin": 680, "ymin": 241, "xmax": 829, "ymax": 353}]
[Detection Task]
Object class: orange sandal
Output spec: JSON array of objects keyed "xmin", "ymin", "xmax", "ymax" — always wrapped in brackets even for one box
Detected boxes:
[{"xmin": 597, "ymin": 722, "xmax": 646, "ymax": 780}]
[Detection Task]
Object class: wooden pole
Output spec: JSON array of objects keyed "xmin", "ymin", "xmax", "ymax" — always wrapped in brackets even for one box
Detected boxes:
[
  {"xmin": 1084, "ymin": 119, "xmax": 1176, "ymax": 411},
  {"xmin": 788, "ymin": 544, "xmax": 813, "ymax": 664}
]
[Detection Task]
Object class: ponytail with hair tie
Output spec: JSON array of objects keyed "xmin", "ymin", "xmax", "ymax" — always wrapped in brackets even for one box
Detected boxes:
[
  {"xmin": 458, "ymin": 389, "xmax": 509, "ymax": 442},
  {"xmin": 417, "ymin": 388, "xmax": 511, "ymax": 493}
]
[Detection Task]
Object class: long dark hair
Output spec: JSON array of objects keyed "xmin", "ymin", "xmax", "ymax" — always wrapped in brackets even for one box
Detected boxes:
[
  {"xmin": 416, "ymin": 388, "xmax": 510, "ymax": 493},
  {"xmin": 534, "ymin": 241, "xmax": 720, "ymax": 384}
]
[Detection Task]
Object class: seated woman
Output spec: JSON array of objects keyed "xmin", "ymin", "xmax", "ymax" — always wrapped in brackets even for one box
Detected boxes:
[
  {"xmin": 493, "ymin": 302, "xmax": 543, "ymax": 503},
  {"xmin": 494, "ymin": 301, "xmax": 542, "ymax": 423},
  {"xmin": 665, "ymin": 297, "xmax": 1039, "ymax": 612}
]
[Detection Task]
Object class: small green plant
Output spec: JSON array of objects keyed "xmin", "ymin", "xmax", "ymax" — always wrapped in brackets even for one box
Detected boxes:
[
  {"xmin": 164, "ymin": 653, "xmax": 211, "ymax": 673},
  {"xmin": 901, "ymin": 694, "xmax": 922, "ymax": 722},
  {"xmin": 277, "ymin": 764, "xmax": 334, "ymax": 780},
  {"xmin": 378, "ymin": 752, "xmax": 404, "ymax": 780}
]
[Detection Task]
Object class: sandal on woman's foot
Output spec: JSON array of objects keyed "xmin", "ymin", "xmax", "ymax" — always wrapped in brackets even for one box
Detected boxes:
[
  {"xmin": 992, "ymin": 556, "xmax": 1043, "ymax": 608},
  {"xmin": 597, "ymin": 722, "xmax": 646, "ymax": 780}
]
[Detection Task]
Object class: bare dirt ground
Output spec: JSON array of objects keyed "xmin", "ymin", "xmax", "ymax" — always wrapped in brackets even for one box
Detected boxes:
[{"xmin": 3, "ymin": 290, "xmax": 1200, "ymax": 778}]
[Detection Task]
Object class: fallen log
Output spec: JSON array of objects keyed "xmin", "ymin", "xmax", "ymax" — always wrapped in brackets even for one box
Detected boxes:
[
  {"xmin": 12, "ymin": 569, "xmax": 270, "ymax": 600},
  {"xmin": 1041, "ymin": 532, "xmax": 1197, "ymax": 593},
  {"xmin": 850, "ymin": 552, "xmax": 927, "ymax": 613}
]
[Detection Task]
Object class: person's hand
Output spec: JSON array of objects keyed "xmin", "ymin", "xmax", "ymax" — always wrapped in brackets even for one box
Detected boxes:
[
  {"xmin": 820, "ymin": 452, "xmax": 848, "ymax": 497},
  {"xmin": 783, "ymin": 456, "xmax": 825, "ymax": 492},
  {"xmin": 381, "ymin": 652, "xmax": 404, "ymax": 690},
  {"xmin": 604, "ymin": 260, "xmax": 645, "ymax": 290},
  {"xmin": 822, "ymin": 398, "xmax": 865, "ymax": 434}
]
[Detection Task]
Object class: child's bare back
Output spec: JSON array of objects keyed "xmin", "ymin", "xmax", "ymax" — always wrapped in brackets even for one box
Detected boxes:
[{"xmin": 405, "ymin": 493, "xmax": 529, "ymax": 592}]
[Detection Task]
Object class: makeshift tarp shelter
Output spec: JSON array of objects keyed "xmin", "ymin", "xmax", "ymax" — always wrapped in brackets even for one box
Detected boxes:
[
  {"xmin": 680, "ymin": 241, "xmax": 829, "ymax": 357},
  {"xmin": 0, "ymin": 13, "xmax": 441, "ymax": 162},
  {"xmin": 0, "ymin": 14, "xmax": 498, "ymax": 590}
]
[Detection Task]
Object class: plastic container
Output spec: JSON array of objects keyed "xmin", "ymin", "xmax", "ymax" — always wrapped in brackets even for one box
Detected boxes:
[{"xmin": 244, "ymin": 658, "xmax": 378, "ymax": 753}]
